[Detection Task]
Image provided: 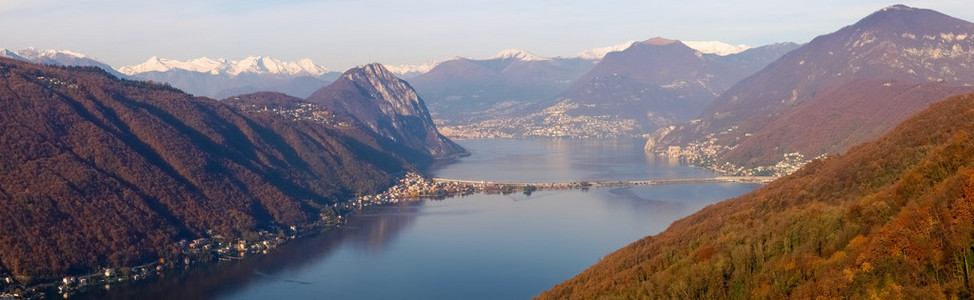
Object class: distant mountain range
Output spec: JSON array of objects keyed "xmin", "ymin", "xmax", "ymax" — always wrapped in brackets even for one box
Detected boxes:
[
  {"xmin": 0, "ymin": 47, "xmax": 126, "ymax": 78},
  {"xmin": 119, "ymin": 56, "xmax": 330, "ymax": 77},
  {"xmin": 550, "ymin": 38, "xmax": 799, "ymax": 133},
  {"xmin": 429, "ymin": 39, "xmax": 796, "ymax": 138},
  {"xmin": 406, "ymin": 49, "xmax": 599, "ymax": 123},
  {"xmin": 405, "ymin": 41, "xmax": 763, "ymax": 125},
  {"xmin": 648, "ymin": 4, "xmax": 974, "ymax": 175},
  {"xmin": 119, "ymin": 56, "xmax": 341, "ymax": 99},
  {"xmin": 1, "ymin": 39, "xmax": 755, "ymax": 105}
]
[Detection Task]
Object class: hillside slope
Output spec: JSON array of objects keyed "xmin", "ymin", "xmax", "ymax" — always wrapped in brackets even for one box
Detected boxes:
[
  {"xmin": 0, "ymin": 58, "xmax": 411, "ymax": 282},
  {"xmin": 555, "ymin": 39, "xmax": 798, "ymax": 132},
  {"xmin": 649, "ymin": 5, "xmax": 974, "ymax": 173},
  {"xmin": 541, "ymin": 92, "xmax": 974, "ymax": 298}
]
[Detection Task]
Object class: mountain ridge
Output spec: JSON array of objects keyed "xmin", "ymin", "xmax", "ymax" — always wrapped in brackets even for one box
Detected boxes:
[{"xmin": 648, "ymin": 4, "xmax": 974, "ymax": 175}]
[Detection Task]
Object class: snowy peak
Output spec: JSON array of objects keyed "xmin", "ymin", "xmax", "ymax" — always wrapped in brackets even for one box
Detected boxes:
[
  {"xmin": 0, "ymin": 49, "xmax": 27, "ymax": 61},
  {"xmin": 490, "ymin": 49, "xmax": 550, "ymax": 61},
  {"xmin": 683, "ymin": 41, "xmax": 751, "ymax": 55},
  {"xmin": 118, "ymin": 56, "xmax": 227, "ymax": 75},
  {"xmin": 0, "ymin": 47, "xmax": 123, "ymax": 78},
  {"xmin": 383, "ymin": 60, "xmax": 440, "ymax": 77},
  {"xmin": 576, "ymin": 41, "xmax": 637, "ymax": 60},
  {"xmin": 119, "ymin": 56, "xmax": 330, "ymax": 77},
  {"xmin": 15, "ymin": 47, "xmax": 91, "ymax": 60}
]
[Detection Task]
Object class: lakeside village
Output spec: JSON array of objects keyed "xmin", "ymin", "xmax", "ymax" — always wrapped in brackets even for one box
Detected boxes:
[{"xmin": 0, "ymin": 172, "xmax": 604, "ymax": 299}]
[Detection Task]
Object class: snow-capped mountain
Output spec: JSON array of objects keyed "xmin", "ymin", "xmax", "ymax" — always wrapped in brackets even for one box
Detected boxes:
[
  {"xmin": 385, "ymin": 60, "xmax": 441, "ymax": 78},
  {"xmin": 489, "ymin": 49, "xmax": 550, "ymax": 61},
  {"xmin": 574, "ymin": 40, "xmax": 749, "ymax": 60},
  {"xmin": 0, "ymin": 49, "xmax": 26, "ymax": 61},
  {"xmin": 119, "ymin": 56, "xmax": 329, "ymax": 77},
  {"xmin": 682, "ymin": 41, "xmax": 751, "ymax": 55},
  {"xmin": 0, "ymin": 47, "xmax": 124, "ymax": 78},
  {"xmin": 118, "ymin": 55, "xmax": 339, "ymax": 98},
  {"xmin": 575, "ymin": 41, "xmax": 637, "ymax": 60}
]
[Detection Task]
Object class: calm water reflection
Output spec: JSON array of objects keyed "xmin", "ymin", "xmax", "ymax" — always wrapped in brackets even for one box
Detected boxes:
[
  {"xmin": 430, "ymin": 138, "xmax": 710, "ymax": 182},
  {"xmin": 73, "ymin": 138, "xmax": 760, "ymax": 299}
]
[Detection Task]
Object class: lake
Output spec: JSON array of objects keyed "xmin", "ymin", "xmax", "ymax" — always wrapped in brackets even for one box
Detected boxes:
[{"xmin": 74, "ymin": 138, "xmax": 761, "ymax": 299}]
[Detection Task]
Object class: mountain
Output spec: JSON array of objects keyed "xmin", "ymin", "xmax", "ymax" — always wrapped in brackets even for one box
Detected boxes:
[
  {"xmin": 648, "ymin": 5, "xmax": 974, "ymax": 175},
  {"xmin": 682, "ymin": 40, "xmax": 751, "ymax": 55},
  {"xmin": 120, "ymin": 56, "xmax": 340, "ymax": 98},
  {"xmin": 575, "ymin": 41, "xmax": 637, "ymax": 60},
  {"xmin": 0, "ymin": 58, "xmax": 417, "ymax": 282},
  {"xmin": 406, "ymin": 50, "xmax": 598, "ymax": 123},
  {"xmin": 547, "ymin": 38, "xmax": 799, "ymax": 134},
  {"xmin": 385, "ymin": 61, "xmax": 440, "ymax": 78},
  {"xmin": 0, "ymin": 47, "xmax": 125, "ymax": 78},
  {"xmin": 540, "ymin": 91, "xmax": 974, "ymax": 299},
  {"xmin": 307, "ymin": 63, "xmax": 466, "ymax": 160},
  {"xmin": 119, "ymin": 56, "xmax": 329, "ymax": 77}
]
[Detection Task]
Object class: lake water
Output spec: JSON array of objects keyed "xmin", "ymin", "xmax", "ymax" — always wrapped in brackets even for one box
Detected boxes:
[{"xmin": 74, "ymin": 138, "xmax": 760, "ymax": 299}]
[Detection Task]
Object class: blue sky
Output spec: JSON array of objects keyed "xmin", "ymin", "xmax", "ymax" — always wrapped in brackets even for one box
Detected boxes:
[{"xmin": 2, "ymin": 0, "xmax": 973, "ymax": 71}]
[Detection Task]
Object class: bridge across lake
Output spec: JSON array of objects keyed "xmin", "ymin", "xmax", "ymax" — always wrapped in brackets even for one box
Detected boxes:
[{"xmin": 432, "ymin": 176, "xmax": 776, "ymax": 190}]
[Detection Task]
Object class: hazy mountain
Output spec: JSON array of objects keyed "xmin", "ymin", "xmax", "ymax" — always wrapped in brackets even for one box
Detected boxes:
[
  {"xmin": 575, "ymin": 41, "xmax": 637, "ymax": 60},
  {"xmin": 648, "ymin": 5, "xmax": 974, "ymax": 172},
  {"xmin": 121, "ymin": 56, "xmax": 340, "ymax": 98},
  {"xmin": 0, "ymin": 58, "xmax": 421, "ymax": 281},
  {"xmin": 541, "ymin": 90, "xmax": 974, "ymax": 299},
  {"xmin": 545, "ymin": 38, "xmax": 799, "ymax": 133},
  {"xmin": 0, "ymin": 47, "xmax": 126, "ymax": 78},
  {"xmin": 307, "ymin": 63, "xmax": 466, "ymax": 160},
  {"xmin": 385, "ymin": 61, "xmax": 441, "ymax": 78},
  {"xmin": 682, "ymin": 40, "xmax": 751, "ymax": 55},
  {"xmin": 406, "ymin": 49, "xmax": 598, "ymax": 123}
]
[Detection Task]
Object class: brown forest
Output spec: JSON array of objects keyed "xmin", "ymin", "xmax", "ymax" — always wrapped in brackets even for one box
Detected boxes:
[
  {"xmin": 0, "ymin": 58, "xmax": 420, "ymax": 282},
  {"xmin": 540, "ymin": 92, "xmax": 974, "ymax": 298}
]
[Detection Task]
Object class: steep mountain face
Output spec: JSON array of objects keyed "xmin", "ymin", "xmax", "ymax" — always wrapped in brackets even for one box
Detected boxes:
[
  {"xmin": 545, "ymin": 38, "xmax": 799, "ymax": 133},
  {"xmin": 120, "ymin": 56, "xmax": 340, "ymax": 98},
  {"xmin": 540, "ymin": 91, "xmax": 974, "ymax": 299},
  {"xmin": 307, "ymin": 63, "xmax": 466, "ymax": 160},
  {"xmin": 407, "ymin": 50, "xmax": 598, "ymax": 123},
  {"xmin": 0, "ymin": 47, "xmax": 126, "ymax": 78},
  {"xmin": 0, "ymin": 58, "xmax": 412, "ymax": 281},
  {"xmin": 649, "ymin": 5, "xmax": 974, "ymax": 173}
]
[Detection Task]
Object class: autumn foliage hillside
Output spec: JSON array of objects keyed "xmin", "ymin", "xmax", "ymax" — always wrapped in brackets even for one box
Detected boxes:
[
  {"xmin": 0, "ymin": 58, "xmax": 412, "ymax": 282},
  {"xmin": 540, "ymin": 92, "xmax": 974, "ymax": 298}
]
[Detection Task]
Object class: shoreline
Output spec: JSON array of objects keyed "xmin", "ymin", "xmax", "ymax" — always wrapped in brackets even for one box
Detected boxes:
[{"xmin": 2, "ymin": 172, "xmax": 772, "ymax": 299}]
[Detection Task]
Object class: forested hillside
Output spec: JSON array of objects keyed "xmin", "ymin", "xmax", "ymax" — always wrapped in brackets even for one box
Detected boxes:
[
  {"xmin": 0, "ymin": 58, "xmax": 413, "ymax": 282},
  {"xmin": 541, "ymin": 92, "xmax": 974, "ymax": 298}
]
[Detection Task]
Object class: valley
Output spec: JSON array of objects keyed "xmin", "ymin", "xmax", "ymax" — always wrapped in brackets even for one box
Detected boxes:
[{"xmin": 3, "ymin": 2, "xmax": 974, "ymax": 299}]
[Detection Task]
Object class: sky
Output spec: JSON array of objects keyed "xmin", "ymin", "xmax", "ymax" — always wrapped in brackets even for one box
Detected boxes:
[{"xmin": 2, "ymin": 0, "xmax": 974, "ymax": 71}]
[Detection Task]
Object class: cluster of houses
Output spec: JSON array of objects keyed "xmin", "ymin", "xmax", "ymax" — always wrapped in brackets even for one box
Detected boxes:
[
  {"xmin": 232, "ymin": 101, "xmax": 353, "ymax": 128},
  {"xmin": 341, "ymin": 173, "xmax": 477, "ymax": 210}
]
